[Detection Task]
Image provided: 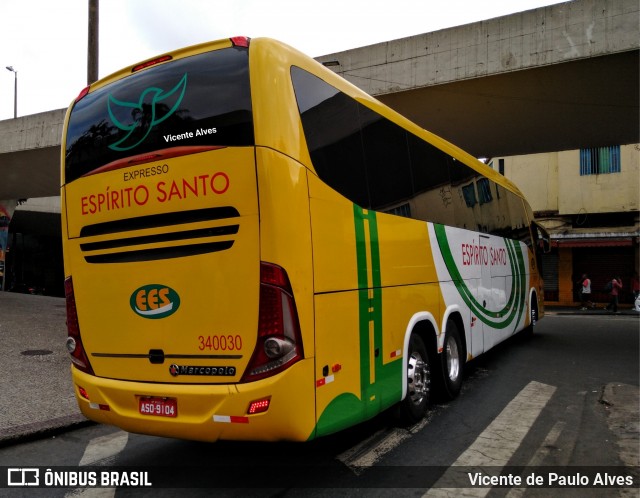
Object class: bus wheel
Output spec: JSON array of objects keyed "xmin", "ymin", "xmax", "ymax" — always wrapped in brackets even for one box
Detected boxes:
[
  {"xmin": 440, "ymin": 320, "xmax": 463, "ymax": 400},
  {"xmin": 398, "ymin": 333, "xmax": 431, "ymax": 425}
]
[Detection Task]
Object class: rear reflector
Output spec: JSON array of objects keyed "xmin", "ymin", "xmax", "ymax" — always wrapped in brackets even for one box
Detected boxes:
[
  {"xmin": 89, "ymin": 403, "xmax": 111, "ymax": 411},
  {"xmin": 213, "ymin": 415, "xmax": 249, "ymax": 424}
]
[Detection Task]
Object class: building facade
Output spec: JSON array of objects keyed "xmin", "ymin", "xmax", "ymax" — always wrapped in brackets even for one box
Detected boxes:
[{"xmin": 491, "ymin": 143, "xmax": 640, "ymax": 306}]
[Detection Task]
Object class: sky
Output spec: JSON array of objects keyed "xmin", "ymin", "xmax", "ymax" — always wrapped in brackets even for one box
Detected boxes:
[{"xmin": 0, "ymin": 0, "xmax": 567, "ymax": 120}]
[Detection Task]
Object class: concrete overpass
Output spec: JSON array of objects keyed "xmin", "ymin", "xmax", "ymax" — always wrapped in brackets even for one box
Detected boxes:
[
  {"xmin": 316, "ymin": 0, "xmax": 639, "ymax": 158},
  {"xmin": 0, "ymin": 109, "xmax": 65, "ymax": 200},
  {"xmin": 0, "ymin": 0, "xmax": 638, "ymax": 202}
]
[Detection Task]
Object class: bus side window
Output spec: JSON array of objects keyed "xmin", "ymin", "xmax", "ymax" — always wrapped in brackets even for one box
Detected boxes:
[
  {"xmin": 292, "ymin": 66, "xmax": 370, "ymax": 208},
  {"xmin": 406, "ymin": 134, "xmax": 456, "ymax": 226},
  {"xmin": 359, "ymin": 106, "xmax": 413, "ymax": 211}
]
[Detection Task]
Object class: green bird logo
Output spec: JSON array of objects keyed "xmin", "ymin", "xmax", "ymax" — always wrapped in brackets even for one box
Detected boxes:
[{"xmin": 107, "ymin": 74, "xmax": 187, "ymax": 151}]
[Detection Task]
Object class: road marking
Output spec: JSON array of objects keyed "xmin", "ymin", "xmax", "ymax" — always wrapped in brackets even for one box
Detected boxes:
[
  {"xmin": 64, "ymin": 430, "xmax": 129, "ymax": 498},
  {"xmin": 338, "ymin": 405, "xmax": 439, "ymax": 474},
  {"xmin": 505, "ymin": 421, "xmax": 565, "ymax": 498},
  {"xmin": 338, "ymin": 427, "xmax": 411, "ymax": 474},
  {"xmin": 424, "ymin": 381, "xmax": 556, "ymax": 497},
  {"xmin": 79, "ymin": 430, "xmax": 129, "ymax": 466},
  {"xmin": 65, "ymin": 488, "xmax": 119, "ymax": 498}
]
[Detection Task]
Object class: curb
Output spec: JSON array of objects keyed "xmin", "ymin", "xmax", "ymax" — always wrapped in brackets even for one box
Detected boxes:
[
  {"xmin": 0, "ymin": 414, "xmax": 94, "ymax": 449},
  {"xmin": 545, "ymin": 307, "xmax": 639, "ymax": 316}
]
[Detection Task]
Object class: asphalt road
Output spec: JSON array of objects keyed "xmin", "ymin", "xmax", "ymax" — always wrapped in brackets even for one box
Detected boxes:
[{"xmin": 0, "ymin": 312, "xmax": 638, "ymax": 497}]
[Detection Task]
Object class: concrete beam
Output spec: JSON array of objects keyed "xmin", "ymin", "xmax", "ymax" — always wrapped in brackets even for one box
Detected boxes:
[
  {"xmin": 0, "ymin": 109, "xmax": 66, "ymax": 199},
  {"xmin": 316, "ymin": 0, "xmax": 640, "ymax": 96}
]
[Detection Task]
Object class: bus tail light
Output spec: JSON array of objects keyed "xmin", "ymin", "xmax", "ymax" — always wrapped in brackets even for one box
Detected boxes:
[
  {"xmin": 132, "ymin": 55, "xmax": 173, "ymax": 73},
  {"xmin": 241, "ymin": 263, "xmax": 303, "ymax": 383},
  {"xmin": 78, "ymin": 385, "xmax": 90, "ymax": 400},
  {"xmin": 230, "ymin": 36, "xmax": 250, "ymax": 48},
  {"xmin": 247, "ymin": 398, "xmax": 271, "ymax": 415},
  {"xmin": 64, "ymin": 277, "xmax": 94, "ymax": 375},
  {"xmin": 75, "ymin": 85, "xmax": 90, "ymax": 103}
]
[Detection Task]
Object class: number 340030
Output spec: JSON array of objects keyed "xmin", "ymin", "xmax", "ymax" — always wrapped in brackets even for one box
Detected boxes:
[{"xmin": 198, "ymin": 335, "xmax": 242, "ymax": 351}]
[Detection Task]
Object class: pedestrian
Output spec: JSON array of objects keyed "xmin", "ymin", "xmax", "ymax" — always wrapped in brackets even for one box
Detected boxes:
[
  {"xmin": 605, "ymin": 276, "xmax": 623, "ymax": 313},
  {"xmin": 632, "ymin": 273, "xmax": 640, "ymax": 312},
  {"xmin": 577, "ymin": 273, "xmax": 594, "ymax": 310}
]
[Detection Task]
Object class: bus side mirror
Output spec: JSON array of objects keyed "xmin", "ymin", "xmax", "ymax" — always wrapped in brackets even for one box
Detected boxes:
[
  {"xmin": 533, "ymin": 222, "xmax": 551, "ymax": 254},
  {"xmin": 540, "ymin": 238, "xmax": 551, "ymax": 254}
]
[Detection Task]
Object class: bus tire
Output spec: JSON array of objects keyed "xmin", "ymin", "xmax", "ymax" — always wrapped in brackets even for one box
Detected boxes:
[
  {"xmin": 398, "ymin": 332, "xmax": 431, "ymax": 425},
  {"xmin": 440, "ymin": 320, "xmax": 463, "ymax": 400}
]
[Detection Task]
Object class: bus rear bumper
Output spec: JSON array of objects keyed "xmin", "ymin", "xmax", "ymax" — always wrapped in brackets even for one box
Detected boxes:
[{"xmin": 70, "ymin": 360, "xmax": 316, "ymax": 442}]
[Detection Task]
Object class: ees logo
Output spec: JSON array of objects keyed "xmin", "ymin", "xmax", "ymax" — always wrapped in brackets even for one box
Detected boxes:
[{"xmin": 130, "ymin": 284, "xmax": 180, "ymax": 319}]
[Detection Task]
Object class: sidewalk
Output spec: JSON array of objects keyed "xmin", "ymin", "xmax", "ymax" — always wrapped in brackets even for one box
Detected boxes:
[
  {"xmin": 0, "ymin": 292, "xmax": 89, "ymax": 446},
  {"xmin": 545, "ymin": 304, "xmax": 640, "ymax": 316},
  {"xmin": 0, "ymin": 293, "xmax": 637, "ymax": 447}
]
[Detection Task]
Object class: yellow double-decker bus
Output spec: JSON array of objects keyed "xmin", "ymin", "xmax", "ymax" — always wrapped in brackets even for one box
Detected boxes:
[{"xmin": 61, "ymin": 37, "xmax": 549, "ymax": 442}]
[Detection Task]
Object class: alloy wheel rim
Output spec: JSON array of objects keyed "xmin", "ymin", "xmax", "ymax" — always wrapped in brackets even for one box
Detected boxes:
[
  {"xmin": 446, "ymin": 336, "xmax": 460, "ymax": 382},
  {"xmin": 407, "ymin": 352, "xmax": 429, "ymax": 405}
]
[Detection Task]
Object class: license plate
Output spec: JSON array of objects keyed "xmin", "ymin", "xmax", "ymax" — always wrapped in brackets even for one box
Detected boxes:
[{"xmin": 139, "ymin": 397, "xmax": 177, "ymax": 418}]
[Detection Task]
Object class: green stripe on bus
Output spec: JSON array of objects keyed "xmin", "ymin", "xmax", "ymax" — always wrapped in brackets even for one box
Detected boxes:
[
  {"xmin": 314, "ymin": 207, "xmax": 405, "ymax": 437},
  {"xmin": 353, "ymin": 204, "xmax": 383, "ymax": 402},
  {"xmin": 433, "ymin": 224, "xmax": 526, "ymax": 329}
]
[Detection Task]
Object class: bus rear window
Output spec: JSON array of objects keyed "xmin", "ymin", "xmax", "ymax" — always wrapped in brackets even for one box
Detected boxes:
[{"xmin": 64, "ymin": 46, "xmax": 254, "ymax": 183}]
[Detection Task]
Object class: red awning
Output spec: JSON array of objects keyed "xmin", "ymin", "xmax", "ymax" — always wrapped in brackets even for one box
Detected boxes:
[{"xmin": 553, "ymin": 239, "xmax": 633, "ymax": 248}]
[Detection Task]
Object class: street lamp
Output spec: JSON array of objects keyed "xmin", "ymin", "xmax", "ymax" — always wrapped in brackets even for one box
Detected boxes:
[{"xmin": 6, "ymin": 66, "xmax": 17, "ymax": 118}]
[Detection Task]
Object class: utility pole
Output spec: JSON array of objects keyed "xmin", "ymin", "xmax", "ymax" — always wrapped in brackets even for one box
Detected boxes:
[
  {"xmin": 5, "ymin": 66, "xmax": 17, "ymax": 118},
  {"xmin": 87, "ymin": 0, "xmax": 99, "ymax": 85}
]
